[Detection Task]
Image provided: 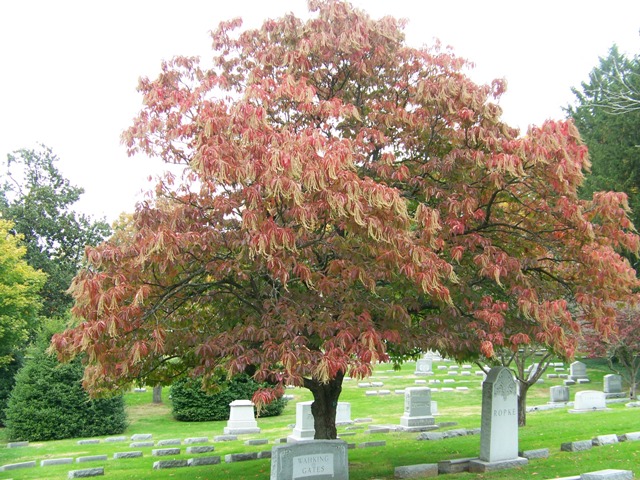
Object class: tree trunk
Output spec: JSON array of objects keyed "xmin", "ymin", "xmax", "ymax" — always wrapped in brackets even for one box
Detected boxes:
[
  {"xmin": 152, "ymin": 384, "xmax": 163, "ymax": 404},
  {"xmin": 517, "ymin": 383, "xmax": 530, "ymax": 427},
  {"xmin": 630, "ymin": 380, "xmax": 637, "ymax": 400},
  {"xmin": 304, "ymin": 372, "xmax": 344, "ymax": 440}
]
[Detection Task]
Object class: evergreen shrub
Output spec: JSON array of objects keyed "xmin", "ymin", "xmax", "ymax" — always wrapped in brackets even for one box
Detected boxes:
[
  {"xmin": 4, "ymin": 350, "xmax": 128, "ymax": 441},
  {"xmin": 170, "ymin": 374, "xmax": 287, "ymax": 421}
]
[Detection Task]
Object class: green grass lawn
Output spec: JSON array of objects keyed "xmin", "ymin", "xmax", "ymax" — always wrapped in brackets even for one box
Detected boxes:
[{"xmin": 1, "ymin": 358, "xmax": 638, "ymax": 479}]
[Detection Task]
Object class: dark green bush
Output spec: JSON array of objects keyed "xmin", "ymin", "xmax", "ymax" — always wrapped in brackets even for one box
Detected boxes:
[
  {"xmin": 4, "ymin": 350, "xmax": 128, "ymax": 441},
  {"xmin": 170, "ymin": 374, "xmax": 287, "ymax": 422},
  {"xmin": 0, "ymin": 353, "xmax": 23, "ymax": 427}
]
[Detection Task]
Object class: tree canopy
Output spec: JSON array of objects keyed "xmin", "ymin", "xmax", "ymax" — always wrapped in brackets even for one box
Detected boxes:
[
  {"xmin": 0, "ymin": 146, "xmax": 111, "ymax": 318},
  {"xmin": 567, "ymin": 46, "xmax": 640, "ymax": 242},
  {"xmin": 52, "ymin": 1, "xmax": 639, "ymax": 439},
  {"xmin": 0, "ymin": 218, "xmax": 45, "ymax": 365}
]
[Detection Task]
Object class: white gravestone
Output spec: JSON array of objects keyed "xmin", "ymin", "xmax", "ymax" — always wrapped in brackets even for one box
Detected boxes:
[
  {"xmin": 569, "ymin": 361, "xmax": 588, "ymax": 381},
  {"xmin": 549, "ymin": 386, "xmax": 570, "ymax": 403},
  {"xmin": 335, "ymin": 402, "xmax": 352, "ymax": 425},
  {"xmin": 570, "ymin": 390, "xmax": 608, "ymax": 413},
  {"xmin": 469, "ymin": 367, "xmax": 527, "ymax": 473},
  {"xmin": 224, "ymin": 399, "xmax": 260, "ymax": 434},
  {"xmin": 400, "ymin": 387, "xmax": 435, "ymax": 431},
  {"xmin": 288, "ymin": 401, "xmax": 315, "ymax": 442},
  {"xmin": 415, "ymin": 356, "xmax": 433, "ymax": 375},
  {"xmin": 271, "ymin": 440, "xmax": 348, "ymax": 480},
  {"xmin": 604, "ymin": 374, "xmax": 623, "ymax": 394}
]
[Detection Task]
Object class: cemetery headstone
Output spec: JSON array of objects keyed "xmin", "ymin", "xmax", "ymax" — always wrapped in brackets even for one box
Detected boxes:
[
  {"xmin": 336, "ymin": 402, "xmax": 352, "ymax": 425},
  {"xmin": 288, "ymin": 401, "xmax": 315, "ymax": 442},
  {"xmin": 549, "ymin": 385, "xmax": 570, "ymax": 403},
  {"xmin": 400, "ymin": 387, "xmax": 435, "ymax": 431},
  {"xmin": 569, "ymin": 390, "xmax": 608, "ymax": 413},
  {"xmin": 469, "ymin": 367, "xmax": 527, "ymax": 473},
  {"xmin": 224, "ymin": 399, "xmax": 261, "ymax": 434},
  {"xmin": 569, "ymin": 361, "xmax": 588, "ymax": 381},
  {"xmin": 271, "ymin": 440, "xmax": 348, "ymax": 480},
  {"xmin": 414, "ymin": 356, "xmax": 433, "ymax": 376},
  {"xmin": 603, "ymin": 374, "xmax": 624, "ymax": 397}
]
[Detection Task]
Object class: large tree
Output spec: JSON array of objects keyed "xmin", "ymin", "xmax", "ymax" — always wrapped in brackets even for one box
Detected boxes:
[
  {"xmin": 567, "ymin": 46, "xmax": 640, "ymax": 241},
  {"xmin": 0, "ymin": 145, "xmax": 111, "ymax": 318},
  {"xmin": 52, "ymin": 1, "xmax": 638, "ymax": 439}
]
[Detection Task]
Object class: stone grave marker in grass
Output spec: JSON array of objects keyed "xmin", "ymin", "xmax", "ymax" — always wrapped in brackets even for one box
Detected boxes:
[
  {"xmin": 271, "ymin": 439, "xmax": 348, "ymax": 480},
  {"xmin": 224, "ymin": 399, "xmax": 261, "ymax": 434},
  {"xmin": 288, "ymin": 401, "xmax": 315, "ymax": 442},
  {"xmin": 468, "ymin": 366, "xmax": 528, "ymax": 473},
  {"xmin": 569, "ymin": 391, "xmax": 608, "ymax": 413}
]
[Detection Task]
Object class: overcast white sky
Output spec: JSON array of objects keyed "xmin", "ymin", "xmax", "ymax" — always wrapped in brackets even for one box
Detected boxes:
[{"xmin": 1, "ymin": 1, "xmax": 639, "ymax": 223}]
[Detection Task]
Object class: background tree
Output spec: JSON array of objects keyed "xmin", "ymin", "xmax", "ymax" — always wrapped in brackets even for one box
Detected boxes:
[
  {"xmin": 583, "ymin": 303, "xmax": 640, "ymax": 399},
  {"xmin": 0, "ymin": 218, "xmax": 45, "ymax": 365},
  {"xmin": 52, "ymin": 1, "xmax": 639, "ymax": 440},
  {"xmin": 5, "ymin": 320, "xmax": 127, "ymax": 441},
  {"xmin": 0, "ymin": 145, "xmax": 111, "ymax": 318},
  {"xmin": 567, "ymin": 46, "xmax": 640, "ymax": 249}
]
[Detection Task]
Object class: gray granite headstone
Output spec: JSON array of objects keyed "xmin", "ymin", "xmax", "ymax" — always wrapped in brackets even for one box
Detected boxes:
[
  {"xmin": 224, "ymin": 399, "xmax": 260, "ymax": 434},
  {"xmin": 549, "ymin": 385, "xmax": 570, "ymax": 403},
  {"xmin": 604, "ymin": 374, "xmax": 623, "ymax": 394},
  {"xmin": 414, "ymin": 356, "xmax": 433, "ymax": 375},
  {"xmin": 469, "ymin": 367, "xmax": 527, "ymax": 472},
  {"xmin": 569, "ymin": 361, "xmax": 588, "ymax": 381},
  {"xmin": 288, "ymin": 401, "xmax": 315, "ymax": 442},
  {"xmin": 271, "ymin": 440, "xmax": 348, "ymax": 480},
  {"xmin": 400, "ymin": 387, "xmax": 435, "ymax": 430}
]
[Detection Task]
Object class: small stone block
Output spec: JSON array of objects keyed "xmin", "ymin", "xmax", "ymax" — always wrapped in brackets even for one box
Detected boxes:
[
  {"xmin": 225, "ymin": 452, "xmax": 258, "ymax": 462},
  {"xmin": 157, "ymin": 439, "xmax": 181, "ymax": 446},
  {"xmin": 244, "ymin": 438, "xmax": 268, "ymax": 445},
  {"xmin": 105, "ymin": 436, "xmax": 126, "ymax": 443},
  {"xmin": 2, "ymin": 461, "xmax": 36, "ymax": 470},
  {"xmin": 184, "ymin": 437, "xmax": 209, "ymax": 444},
  {"xmin": 417, "ymin": 432, "xmax": 444, "ymax": 441},
  {"xmin": 130, "ymin": 433, "xmax": 152, "ymax": 441},
  {"xmin": 258, "ymin": 450, "xmax": 272, "ymax": 459},
  {"xmin": 113, "ymin": 451, "xmax": 143, "ymax": 459},
  {"xmin": 188, "ymin": 456, "xmax": 221, "ymax": 466},
  {"xmin": 519, "ymin": 448, "xmax": 549, "ymax": 459},
  {"xmin": 215, "ymin": 435, "xmax": 237, "ymax": 441},
  {"xmin": 41, "ymin": 458, "xmax": 73, "ymax": 466},
  {"xmin": 367, "ymin": 427, "xmax": 390, "ymax": 434},
  {"xmin": 76, "ymin": 455, "xmax": 107, "ymax": 463},
  {"xmin": 580, "ymin": 470, "xmax": 633, "ymax": 480},
  {"xmin": 592, "ymin": 434, "xmax": 619, "ymax": 446},
  {"xmin": 153, "ymin": 460, "xmax": 188, "ymax": 469},
  {"xmin": 561, "ymin": 440, "xmax": 593, "ymax": 452},
  {"xmin": 152, "ymin": 448, "xmax": 180, "ymax": 456},
  {"xmin": 77, "ymin": 439, "xmax": 100, "ymax": 445},
  {"xmin": 620, "ymin": 432, "xmax": 640, "ymax": 441},
  {"xmin": 468, "ymin": 457, "xmax": 528, "ymax": 473},
  {"xmin": 358, "ymin": 441, "xmax": 386, "ymax": 448},
  {"xmin": 186, "ymin": 445, "xmax": 215, "ymax": 454},
  {"xmin": 365, "ymin": 390, "xmax": 378, "ymax": 396},
  {"xmin": 68, "ymin": 467, "xmax": 104, "ymax": 478},
  {"xmin": 129, "ymin": 441, "xmax": 154, "ymax": 448},
  {"xmin": 7, "ymin": 441, "xmax": 29, "ymax": 448},
  {"xmin": 354, "ymin": 418, "xmax": 373, "ymax": 423},
  {"xmin": 444, "ymin": 429, "xmax": 467, "ymax": 438},
  {"xmin": 379, "ymin": 389, "xmax": 391, "ymax": 395},
  {"xmin": 438, "ymin": 458, "xmax": 475, "ymax": 474},
  {"xmin": 395, "ymin": 463, "xmax": 438, "ymax": 478}
]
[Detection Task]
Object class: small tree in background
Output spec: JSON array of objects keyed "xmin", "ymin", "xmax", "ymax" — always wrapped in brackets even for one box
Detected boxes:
[
  {"xmin": 170, "ymin": 374, "xmax": 287, "ymax": 422},
  {"xmin": 583, "ymin": 303, "xmax": 640, "ymax": 399},
  {"xmin": 5, "ymin": 322, "xmax": 127, "ymax": 441}
]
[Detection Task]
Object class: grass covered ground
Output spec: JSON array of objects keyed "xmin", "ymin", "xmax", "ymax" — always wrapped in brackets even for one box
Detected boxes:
[{"xmin": 1, "ymin": 357, "xmax": 638, "ymax": 479}]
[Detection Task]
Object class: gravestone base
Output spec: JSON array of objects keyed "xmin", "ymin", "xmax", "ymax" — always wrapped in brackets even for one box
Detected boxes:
[
  {"xmin": 468, "ymin": 457, "xmax": 528, "ymax": 473},
  {"xmin": 605, "ymin": 393, "xmax": 627, "ymax": 399},
  {"xmin": 568, "ymin": 407, "xmax": 610, "ymax": 414},
  {"xmin": 400, "ymin": 415, "xmax": 435, "ymax": 428}
]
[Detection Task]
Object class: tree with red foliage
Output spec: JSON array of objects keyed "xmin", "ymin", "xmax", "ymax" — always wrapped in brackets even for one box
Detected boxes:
[
  {"xmin": 583, "ymin": 303, "xmax": 640, "ymax": 399},
  {"xmin": 51, "ymin": 1, "xmax": 638, "ymax": 439}
]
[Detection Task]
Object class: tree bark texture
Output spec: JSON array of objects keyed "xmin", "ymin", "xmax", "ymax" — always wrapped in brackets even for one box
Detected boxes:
[{"xmin": 304, "ymin": 372, "xmax": 344, "ymax": 440}]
